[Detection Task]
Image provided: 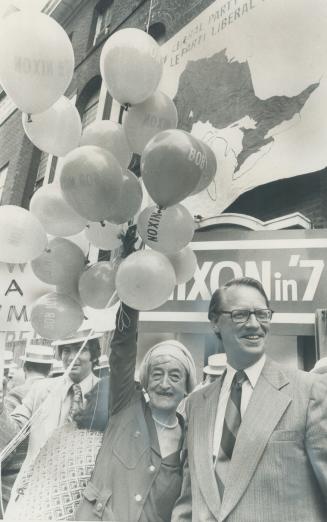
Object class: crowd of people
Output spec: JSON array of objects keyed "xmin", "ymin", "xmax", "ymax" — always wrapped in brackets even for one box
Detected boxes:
[{"xmin": 0, "ymin": 276, "xmax": 327, "ymax": 521}]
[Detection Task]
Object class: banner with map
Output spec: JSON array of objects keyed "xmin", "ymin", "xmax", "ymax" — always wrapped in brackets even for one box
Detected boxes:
[{"xmin": 159, "ymin": 0, "xmax": 326, "ymax": 217}]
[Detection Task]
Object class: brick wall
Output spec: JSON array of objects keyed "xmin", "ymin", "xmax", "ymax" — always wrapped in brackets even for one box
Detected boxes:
[
  {"xmin": 226, "ymin": 169, "xmax": 327, "ymax": 228},
  {"xmin": 0, "ymin": 0, "xmax": 326, "ymax": 229}
]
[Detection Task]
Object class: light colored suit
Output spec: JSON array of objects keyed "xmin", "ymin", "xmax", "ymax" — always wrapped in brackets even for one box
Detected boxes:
[
  {"xmin": 0, "ymin": 373, "xmax": 99, "ymax": 507},
  {"xmin": 172, "ymin": 358, "xmax": 327, "ymax": 522}
]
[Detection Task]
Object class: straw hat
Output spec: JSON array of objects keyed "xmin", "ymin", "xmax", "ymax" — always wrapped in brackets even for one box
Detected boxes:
[
  {"xmin": 93, "ymin": 354, "xmax": 109, "ymax": 371},
  {"xmin": 20, "ymin": 344, "xmax": 55, "ymax": 364},
  {"xmin": 52, "ymin": 329, "xmax": 102, "ymax": 347},
  {"xmin": 203, "ymin": 353, "xmax": 227, "ymax": 376}
]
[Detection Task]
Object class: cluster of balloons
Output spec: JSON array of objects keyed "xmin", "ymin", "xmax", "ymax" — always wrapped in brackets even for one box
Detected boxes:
[{"xmin": 0, "ymin": 18, "xmax": 220, "ymax": 330}]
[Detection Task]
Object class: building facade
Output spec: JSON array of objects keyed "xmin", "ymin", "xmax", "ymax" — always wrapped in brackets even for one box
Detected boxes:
[{"xmin": 0, "ymin": 0, "xmax": 326, "ymax": 375}]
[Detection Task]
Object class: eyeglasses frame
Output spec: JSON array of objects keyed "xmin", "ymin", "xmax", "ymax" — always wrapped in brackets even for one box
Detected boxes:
[{"xmin": 218, "ymin": 309, "xmax": 274, "ymax": 324}]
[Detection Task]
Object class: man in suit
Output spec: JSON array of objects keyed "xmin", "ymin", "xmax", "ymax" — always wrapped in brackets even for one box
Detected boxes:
[
  {"xmin": 172, "ymin": 277, "xmax": 327, "ymax": 521},
  {"xmin": 2, "ymin": 343, "xmax": 55, "ymax": 511},
  {"xmin": 0, "ymin": 330, "xmax": 100, "ymax": 508}
]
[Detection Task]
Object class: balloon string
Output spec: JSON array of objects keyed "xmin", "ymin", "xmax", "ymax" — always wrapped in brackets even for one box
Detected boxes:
[
  {"xmin": 145, "ymin": 0, "xmax": 155, "ymax": 33},
  {"xmin": 117, "ymin": 303, "xmax": 131, "ymax": 332},
  {"xmin": 0, "ymin": 329, "xmax": 96, "ymax": 464}
]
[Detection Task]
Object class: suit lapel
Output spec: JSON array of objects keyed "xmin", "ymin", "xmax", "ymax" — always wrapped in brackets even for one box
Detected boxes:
[
  {"xmin": 219, "ymin": 359, "xmax": 291, "ymax": 521},
  {"xmin": 193, "ymin": 377, "xmax": 223, "ymax": 520}
]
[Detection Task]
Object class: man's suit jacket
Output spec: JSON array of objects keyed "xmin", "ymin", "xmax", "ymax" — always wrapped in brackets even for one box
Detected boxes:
[
  {"xmin": 0, "ymin": 373, "xmax": 99, "ymax": 504},
  {"xmin": 172, "ymin": 358, "xmax": 327, "ymax": 522}
]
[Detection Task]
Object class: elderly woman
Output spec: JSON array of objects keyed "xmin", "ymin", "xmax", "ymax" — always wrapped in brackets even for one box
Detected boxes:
[{"xmin": 75, "ymin": 303, "xmax": 196, "ymax": 522}]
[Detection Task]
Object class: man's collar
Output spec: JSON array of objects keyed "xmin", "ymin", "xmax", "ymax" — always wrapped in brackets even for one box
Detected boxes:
[
  {"xmin": 64, "ymin": 371, "xmax": 96, "ymax": 397},
  {"xmin": 225, "ymin": 354, "xmax": 266, "ymax": 389}
]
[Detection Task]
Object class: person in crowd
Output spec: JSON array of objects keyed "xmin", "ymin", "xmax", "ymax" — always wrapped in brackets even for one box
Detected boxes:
[
  {"xmin": 3, "ymin": 351, "xmax": 14, "ymax": 380},
  {"xmin": 75, "ymin": 302, "xmax": 197, "ymax": 522},
  {"xmin": 5, "ymin": 344, "xmax": 54, "ymax": 413},
  {"xmin": 93, "ymin": 354, "xmax": 110, "ymax": 378},
  {"xmin": 0, "ymin": 330, "xmax": 102, "ymax": 515},
  {"xmin": 1, "ymin": 344, "xmax": 55, "ymax": 511},
  {"xmin": 4, "ymin": 376, "xmax": 109, "ymax": 521},
  {"xmin": 172, "ymin": 277, "xmax": 327, "ymax": 521},
  {"xmin": 197, "ymin": 353, "xmax": 227, "ymax": 389}
]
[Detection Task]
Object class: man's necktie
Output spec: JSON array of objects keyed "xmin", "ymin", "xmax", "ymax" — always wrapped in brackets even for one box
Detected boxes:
[
  {"xmin": 216, "ymin": 370, "xmax": 247, "ymax": 499},
  {"xmin": 67, "ymin": 383, "xmax": 83, "ymax": 423}
]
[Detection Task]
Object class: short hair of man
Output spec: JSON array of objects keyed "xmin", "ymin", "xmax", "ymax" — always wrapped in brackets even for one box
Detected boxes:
[
  {"xmin": 58, "ymin": 338, "xmax": 101, "ymax": 368},
  {"xmin": 23, "ymin": 361, "xmax": 52, "ymax": 377},
  {"xmin": 208, "ymin": 277, "xmax": 270, "ymax": 322}
]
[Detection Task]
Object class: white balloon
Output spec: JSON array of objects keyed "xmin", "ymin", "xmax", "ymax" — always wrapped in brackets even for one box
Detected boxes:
[
  {"xmin": 23, "ymin": 96, "xmax": 82, "ymax": 156},
  {"xmin": 100, "ymin": 28, "xmax": 163, "ymax": 105},
  {"xmin": 137, "ymin": 204, "xmax": 195, "ymax": 254},
  {"xmin": 30, "ymin": 183, "xmax": 87, "ymax": 237},
  {"xmin": 68, "ymin": 231, "xmax": 90, "ymax": 256},
  {"xmin": 115, "ymin": 250, "xmax": 176, "ymax": 310},
  {"xmin": 123, "ymin": 91, "xmax": 178, "ymax": 154},
  {"xmin": 85, "ymin": 221, "xmax": 123, "ymax": 250},
  {"xmin": 166, "ymin": 247, "xmax": 198, "ymax": 284},
  {"xmin": 0, "ymin": 11, "xmax": 74, "ymax": 114},
  {"xmin": 0, "ymin": 205, "xmax": 47, "ymax": 263},
  {"xmin": 80, "ymin": 120, "xmax": 132, "ymax": 169}
]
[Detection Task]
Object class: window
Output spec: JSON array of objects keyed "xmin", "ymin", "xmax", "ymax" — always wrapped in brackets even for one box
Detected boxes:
[
  {"xmin": 93, "ymin": 0, "xmax": 113, "ymax": 45},
  {"xmin": 34, "ymin": 152, "xmax": 49, "ymax": 192},
  {"xmin": 148, "ymin": 22, "xmax": 166, "ymax": 44},
  {"xmin": 0, "ymin": 163, "xmax": 8, "ymax": 204},
  {"xmin": 81, "ymin": 88, "xmax": 100, "ymax": 130},
  {"xmin": 0, "ymin": 89, "xmax": 16, "ymax": 126}
]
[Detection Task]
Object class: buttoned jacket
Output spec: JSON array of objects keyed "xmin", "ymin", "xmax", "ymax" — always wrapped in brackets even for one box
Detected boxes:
[{"xmin": 172, "ymin": 358, "xmax": 327, "ymax": 522}]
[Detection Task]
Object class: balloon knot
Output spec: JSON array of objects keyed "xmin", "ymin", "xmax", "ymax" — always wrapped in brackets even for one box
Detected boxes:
[
  {"xmin": 100, "ymin": 220, "xmax": 106, "ymax": 227},
  {"xmin": 45, "ymin": 248, "xmax": 51, "ymax": 254},
  {"xmin": 27, "ymin": 113, "xmax": 32, "ymax": 123},
  {"xmin": 83, "ymin": 314, "xmax": 88, "ymax": 320},
  {"xmin": 122, "ymin": 103, "xmax": 130, "ymax": 112},
  {"xmin": 86, "ymin": 224, "xmax": 90, "ymax": 229}
]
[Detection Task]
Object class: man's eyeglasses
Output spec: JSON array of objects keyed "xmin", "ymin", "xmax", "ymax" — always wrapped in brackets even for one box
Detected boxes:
[{"xmin": 219, "ymin": 309, "xmax": 274, "ymax": 324}]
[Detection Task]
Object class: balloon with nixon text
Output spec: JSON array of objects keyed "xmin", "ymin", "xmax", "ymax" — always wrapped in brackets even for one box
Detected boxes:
[
  {"xmin": 0, "ymin": 205, "xmax": 47, "ymax": 263},
  {"xmin": 22, "ymin": 96, "xmax": 82, "ymax": 157},
  {"xmin": 137, "ymin": 204, "xmax": 195, "ymax": 254},
  {"xmin": 0, "ymin": 11, "xmax": 74, "ymax": 114},
  {"xmin": 31, "ymin": 237, "xmax": 85, "ymax": 286},
  {"xmin": 60, "ymin": 145, "xmax": 123, "ymax": 222},
  {"xmin": 85, "ymin": 221, "xmax": 123, "ymax": 250},
  {"xmin": 166, "ymin": 246, "xmax": 198, "ymax": 284},
  {"xmin": 79, "ymin": 262, "xmax": 117, "ymax": 309},
  {"xmin": 80, "ymin": 120, "xmax": 132, "ymax": 169},
  {"xmin": 115, "ymin": 250, "xmax": 176, "ymax": 310},
  {"xmin": 123, "ymin": 91, "xmax": 178, "ymax": 154},
  {"xmin": 100, "ymin": 28, "xmax": 163, "ymax": 105},
  {"xmin": 106, "ymin": 170, "xmax": 143, "ymax": 225},
  {"xmin": 191, "ymin": 140, "xmax": 217, "ymax": 195},
  {"xmin": 30, "ymin": 292, "xmax": 84, "ymax": 340},
  {"xmin": 30, "ymin": 183, "xmax": 87, "ymax": 237},
  {"xmin": 141, "ymin": 129, "xmax": 205, "ymax": 207}
]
